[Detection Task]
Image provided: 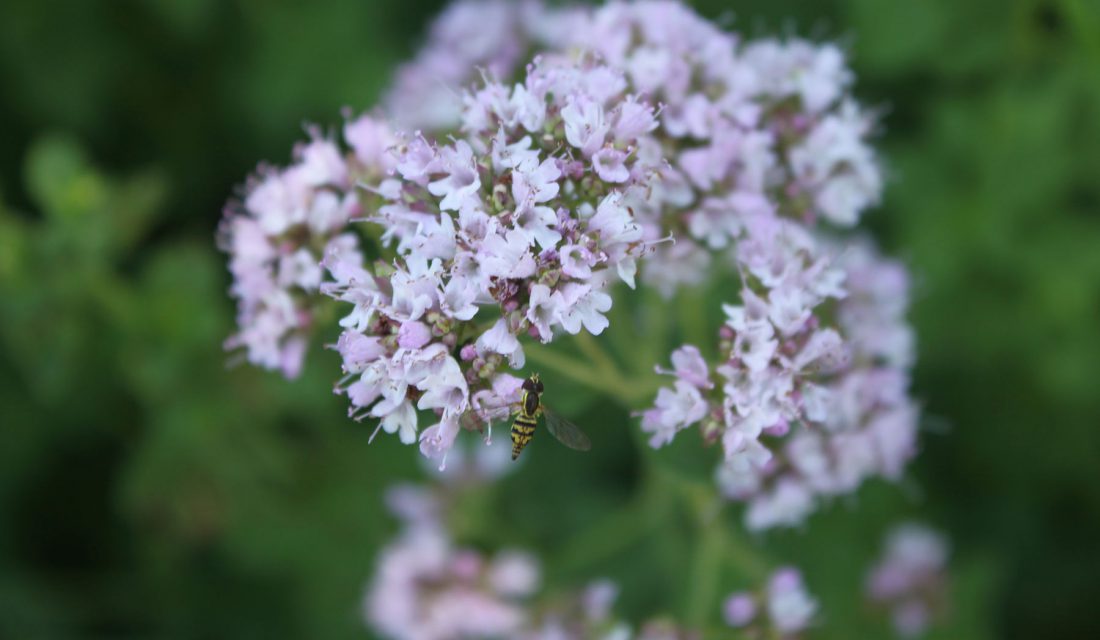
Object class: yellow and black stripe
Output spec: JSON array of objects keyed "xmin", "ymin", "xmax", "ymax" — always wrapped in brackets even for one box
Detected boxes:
[
  {"xmin": 510, "ymin": 412, "xmax": 538, "ymax": 460},
  {"xmin": 511, "ymin": 374, "xmax": 545, "ymax": 460}
]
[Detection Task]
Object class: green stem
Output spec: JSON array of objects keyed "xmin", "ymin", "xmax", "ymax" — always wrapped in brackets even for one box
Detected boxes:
[
  {"xmin": 525, "ymin": 343, "xmax": 633, "ymax": 400},
  {"xmin": 683, "ymin": 486, "xmax": 724, "ymax": 626},
  {"xmin": 677, "ymin": 480, "xmax": 772, "ymax": 628},
  {"xmin": 525, "ymin": 337, "xmax": 665, "ymax": 406},
  {"xmin": 1060, "ymin": 0, "xmax": 1100, "ymax": 61},
  {"xmin": 678, "ymin": 288, "xmax": 711, "ymax": 350},
  {"xmin": 530, "ymin": 310, "xmax": 771, "ymax": 628},
  {"xmin": 720, "ymin": 520, "xmax": 770, "ymax": 582},
  {"xmin": 572, "ymin": 330, "xmax": 620, "ymax": 380},
  {"xmin": 635, "ymin": 295, "xmax": 669, "ymax": 376}
]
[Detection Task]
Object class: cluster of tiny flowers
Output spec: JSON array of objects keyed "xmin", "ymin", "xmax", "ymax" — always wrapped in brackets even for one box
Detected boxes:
[
  {"xmin": 590, "ymin": 0, "xmax": 914, "ymax": 529},
  {"xmin": 224, "ymin": 1, "xmax": 903, "ymax": 482},
  {"xmin": 866, "ymin": 523, "xmax": 950, "ymax": 637},
  {"xmin": 729, "ymin": 243, "xmax": 917, "ymax": 529},
  {"xmin": 219, "ymin": 115, "xmax": 394, "ymax": 377},
  {"xmin": 521, "ymin": 1, "xmax": 882, "ymax": 298},
  {"xmin": 364, "ymin": 484, "xmax": 541, "ymax": 640},
  {"xmin": 521, "ymin": 580, "xmax": 645, "ymax": 640},
  {"xmin": 723, "ymin": 567, "xmax": 818, "ymax": 637},
  {"xmin": 382, "ymin": 0, "xmax": 586, "ymax": 131},
  {"xmin": 387, "ymin": 3, "xmax": 903, "ymax": 511},
  {"xmin": 644, "ymin": 240, "xmax": 916, "ymax": 530},
  {"xmin": 366, "ymin": 481, "xmax": 697, "ymax": 640},
  {"xmin": 218, "ymin": 6, "xmax": 931, "ymax": 636},
  {"xmin": 385, "ymin": 0, "xmax": 882, "ymax": 293},
  {"xmin": 327, "ymin": 56, "xmax": 659, "ymax": 463}
]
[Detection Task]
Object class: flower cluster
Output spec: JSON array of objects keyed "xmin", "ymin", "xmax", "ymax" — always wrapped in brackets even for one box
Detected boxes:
[
  {"xmin": 382, "ymin": 0, "xmax": 585, "ymax": 131},
  {"xmin": 590, "ymin": 1, "xmax": 912, "ymax": 529},
  {"xmin": 219, "ymin": 116, "xmax": 394, "ymax": 378},
  {"xmin": 366, "ymin": 481, "xmax": 698, "ymax": 640},
  {"xmin": 220, "ymin": 1, "xmax": 934, "ymax": 636},
  {"xmin": 385, "ymin": 1, "xmax": 883, "ymax": 246},
  {"xmin": 392, "ymin": 0, "xmax": 885, "ymax": 341},
  {"xmin": 365, "ymin": 484, "xmax": 540, "ymax": 639},
  {"xmin": 740, "ymin": 244, "xmax": 916, "ymax": 522},
  {"xmin": 640, "ymin": 217, "xmax": 846, "ymax": 454},
  {"xmin": 529, "ymin": 1, "xmax": 882, "ymax": 297},
  {"xmin": 222, "ymin": 1, "xmax": 905, "ymax": 480},
  {"xmin": 866, "ymin": 523, "xmax": 950, "ymax": 637},
  {"xmin": 730, "ymin": 242, "xmax": 916, "ymax": 530},
  {"xmin": 521, "ymin": 580, "xmax": 638, "ymax": 640},
  {"xmin": 644, "ymin": 240, "xmax": 917, "ymax": 530},
  {"xmin": 327, "ymin": 56, "xmax": 659, "ymax": 463},
  {"xmin": 386, "ymin": 2, "xmax": 905, "ymax": 520},
  {"xmin": 724, "ymin": 567, "xmax": 819, "ymax": 637}
]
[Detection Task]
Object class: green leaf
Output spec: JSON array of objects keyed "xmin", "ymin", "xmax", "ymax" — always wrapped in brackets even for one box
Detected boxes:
[{"xmin": 24, "ymin": 133, "xmax": 107, "ymax": 223}]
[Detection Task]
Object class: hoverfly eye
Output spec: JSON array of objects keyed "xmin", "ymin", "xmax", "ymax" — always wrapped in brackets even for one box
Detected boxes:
[
  {"xmin": 536, "ymin": 382, "xmax": 544, "ymax": 393},
  {"xmin": 522, "ymin": 379, "xmax": 535, "ymax": 392}
]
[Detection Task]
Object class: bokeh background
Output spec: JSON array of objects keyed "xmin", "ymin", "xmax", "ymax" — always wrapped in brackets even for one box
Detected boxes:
[{"xmin": 2, "ymin": 0, "xmax": 1098, "ymax": 637}]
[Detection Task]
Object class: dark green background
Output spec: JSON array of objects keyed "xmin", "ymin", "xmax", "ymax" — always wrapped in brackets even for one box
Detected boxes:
[{"xmin": 1, "ymin": 0, "xmax": 1098, "ymax": 637}]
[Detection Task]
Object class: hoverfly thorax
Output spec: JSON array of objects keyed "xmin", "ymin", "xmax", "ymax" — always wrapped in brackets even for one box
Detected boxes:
[
  {"xmin": 520, "ymin": 373, "xmax": 544, "ymax": 417},
  {"xmin": 521, "ymin": 373, "xmax": 544, "ymax": 394}
]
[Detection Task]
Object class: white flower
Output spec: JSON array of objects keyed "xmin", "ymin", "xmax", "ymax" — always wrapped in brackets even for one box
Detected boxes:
[
  {"xmin": 477, "ymin": 318, "xmax": 526, "ymax": 368},
  {"xmin": 641, "ymin": 380, "xmax": 707, "ymax": 448},
  {"xmin": 344, "ymin": 113, "xmax": 396, "ymax": 170},
  {"xmin": 416, "ymin": 355, "xmax": 469, "ymax": 418},
  {"xmin": 525, "ymin": 284, "xmax": 559, "ymax": 343},
  {"xmin": 479, "ymin": 226, "xmax": 537, "ymax": 279},
  {"xmin": 512, "ymin": 154, "xmax": 561, "ymax": 207},
  {"xmin": 555, "ymin": 283, "xmax": 612, "ymax": 335},
  {"xmin": 562, "ymin": 95, "xmax": 609, "ymax": 157},
  {"xmin": 419, "ymin": 417, "xmax": 461, "ymax": 461},
  {"xmin": 381, "ymin": 399, "xmax": 419, "ymax": 444},
  {"xmin": 746, "ymin": 480, "xmax": 815, "ymax": 531},
  {"xmin": 766, "ymin": 567, "xmax": 818, "ymax": 633},
  {"xmin": 488, "ymin": 551, "xmax": 541, "ymax": 597},
  {"xmin": 428, "ymin": 140, "xmax": 482, "ymax": 212},
  {"xmin": 298, "ymin": 138, "xmax": 347, "ymax": 187},
  {"xmin": 667, "ymin": 345, "xmax": 712, "ymax": 389},
  {"xmin": 592, "ymin": 147, "xmax": 630, "ymax": 183}
]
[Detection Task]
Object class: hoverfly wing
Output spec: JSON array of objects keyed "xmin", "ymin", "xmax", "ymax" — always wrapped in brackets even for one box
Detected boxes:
[{"xmin": 543, "ymin": 407, "xmax": 592, "ymax": 452}]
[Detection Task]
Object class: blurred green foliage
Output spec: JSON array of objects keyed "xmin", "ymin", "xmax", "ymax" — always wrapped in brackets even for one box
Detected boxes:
[{"xmin": 1, "ymin": 0, "xmax": 1098, "ymax": 638}]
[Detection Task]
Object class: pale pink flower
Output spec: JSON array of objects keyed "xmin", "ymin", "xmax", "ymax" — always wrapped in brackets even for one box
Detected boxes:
[
  {"xmin": 866, "ymin": 523, "xmax": 949, "ymax": 637},
  {"xmin": 554, "ymin": 284, "xmax": 612, "ymax": 335},
  {"xmin": 592, "ymin": 147, "xmax": 631, "ymax": 183},
  {"xmin": 562, "ymin": 96, "xmax": 609, "ymax": 157},
  {"xmin": 344, "ymin": 113, "xmax": 397, "ymax": 171},
  {"xmin": 723, "ymin": 593, "xmax": 757, "ymax": 627},
  {"xmin": 767, "ymin": 568, "xmax": 818, "ymax": 633}
]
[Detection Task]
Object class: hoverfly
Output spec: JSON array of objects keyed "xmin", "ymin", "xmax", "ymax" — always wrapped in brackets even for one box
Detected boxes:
[{"xmin": 511, "ymin": 373, "xmax": 591, "ymax": 460}]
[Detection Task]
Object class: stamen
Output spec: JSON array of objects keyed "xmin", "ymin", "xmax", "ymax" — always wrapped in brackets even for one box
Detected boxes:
[{"xmin": 643, "ymin": 232, "xmax": 676, "ymax": 248}]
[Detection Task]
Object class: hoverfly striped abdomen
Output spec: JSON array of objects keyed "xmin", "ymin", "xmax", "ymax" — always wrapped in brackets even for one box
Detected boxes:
[
  {"xmin": 511, "ymin": 374, "xmax": 544, "ymax": 460},
  {"xmin": 510, "ymin": 413, "xmax": 537, "ymax": 460}
]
